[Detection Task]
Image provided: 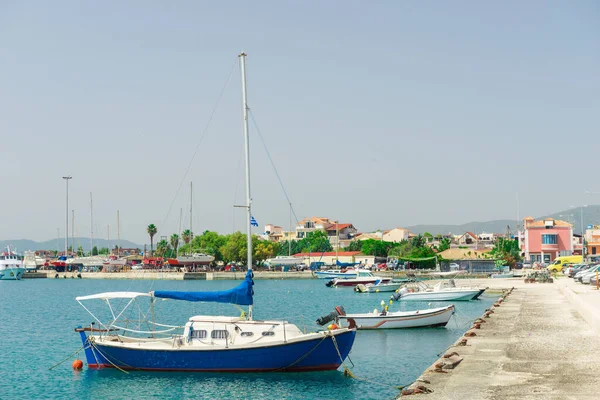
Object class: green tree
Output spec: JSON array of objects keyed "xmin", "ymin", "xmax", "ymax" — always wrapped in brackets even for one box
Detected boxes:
[
  {"xmin": 99, "ymin": 247, "xmax": 110, "ymax": 255},
  {"xmin": 436, "ymin": 237, "xmax": 451, "ymax": 252},
  {"xmin": 147, "ymin": 224, "xmax": 158, "ymax": 256},
  {"xmin": 346, "ymin": 240, "xmax": 363, "ymax": 252},
  {"xmin": 194, "ymin": 230, "xmax": 226, "ymax": 262},
  {"xmin": 91, "ymin": 246, "xmax": 99, "ymax": 256},
  {"xmin": 306, "ymin": 230, "xmax": 332, "ymax": 253},
  {"xmin": 490, "ymin": 237, "xmax": 522, "ymax": 268},
  {"xmin": 423, "ymin": 232, "xmax": 434, "ymax": 243},
  {"xmin": 221, "ymin": 232, "xmax": 247, "ymax": 264},
  {"xmin": 181, "ymin": 229, "xmax": 192, "ymax": 254},
  {"xmin": 155, "ymin": 239, "xmax": 170, "ymax": 258},
  {"xmin": 77, "ymin": 245, "xmax": 84, "ymax": 257},
  {"xmin": 170, "ymin": 234, "xmax": 180, "ymax": 256}
]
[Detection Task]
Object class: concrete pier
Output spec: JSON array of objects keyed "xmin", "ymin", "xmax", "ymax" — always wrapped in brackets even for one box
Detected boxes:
[{"xmin": 402, "ymin": 277, "xmax": 600, "ymax": 399}]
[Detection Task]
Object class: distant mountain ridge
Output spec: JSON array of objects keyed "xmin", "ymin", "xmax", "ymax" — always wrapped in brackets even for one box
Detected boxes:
[
  {"xmin": 0, "ymin": 238, "xmax": 143, "ymax": 252},
  {"xmin": 407, "ymin": 205, "xmax": 600, "ymax": 236}
]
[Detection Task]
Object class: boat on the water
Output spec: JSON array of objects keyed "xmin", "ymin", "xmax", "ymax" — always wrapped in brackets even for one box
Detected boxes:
[
  {"xmin": 0, "ymin": 247, "xmax": 25, "ymax": 280},
  {"xmin": 326, "ymin": 270, "xmax": 391, "ymax": 287},
  {"xmin": 314, "ymin": 269, "xmax": 358, "ymax": 279},
  {"xmin": 338, "ymin": 305, "xmax": 455, "ymax": 329},
  {"xmin": 354, "ymin": 281, "xmax": 403, "ymax": 293},
  {"xmin": 264, "ymin": 255, "xmax": 301, "ymax": 267},
  {"xmin": 391, "ymin": 279, "xmax": 486, "ymax": 302},
  {"xmin": 74, "ymin": 52, "xmax": 356, "ymax": 373}
]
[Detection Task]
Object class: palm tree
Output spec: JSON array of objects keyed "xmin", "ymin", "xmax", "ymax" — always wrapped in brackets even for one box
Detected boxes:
[
  {"xmin": 155, "ymin": 239, "xmax": 170, "ymax": 258},
  {"xmin": 147, "ymin": 224, "xmax": 157, "ymax": 256},
  {"xmin": 170, "ymin": 233, "xmax": 180, "ymax": 256},
  {"xmin": 182, "ymin": 229, "xmax": 192, "ymax": 254}
]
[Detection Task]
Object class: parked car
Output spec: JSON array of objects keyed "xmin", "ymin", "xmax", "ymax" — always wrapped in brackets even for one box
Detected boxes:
[
  {"xmin": 574, "ymin": 265, "xmax": 598, "ymax": 281},
  {"xmin": 449, "ymin": 263, "xmax": 460, "ymax": 271},
  {"xmin": 515, "ymin": 262, "xmax": 523, "ymax": 270},
  {"xmin": 522, "ymin": 261, "xmax": 532, "ymax": 269},
  {"xmin": 567, "ymin": 264, "xmax": 586, "ymax": 278},
  {"xmin": 576, "ymin": 265, "xmax": 600, "ymax": 283}
]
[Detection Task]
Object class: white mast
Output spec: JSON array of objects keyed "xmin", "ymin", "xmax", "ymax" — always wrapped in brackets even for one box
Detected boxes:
[
  {"xmin": 117, "ymin": 210, "xmax": 120, "ymax": 257},
  {"xmin": 178, "ymin": 208, "xmax": 183, "ymax": 257},
  {"xmin": 289, "ymin": 202, "xmax": 292, "ymax": 256},
  {"xmin": 189, "ymin": 182, "xmax": 193, "ymax": 256},
  {"xmin": 90, "ymin": 192, "xmax": 94, "ymax": 255},
  {"xmin": 239, "ymin": 52, "xmax": 253, "ymax": 319},
  {"xmin": 72, "ymin": 209, "xmax": 75, "ymax": 256},
  {"xmin": 62, "ymin": 176, "xmax": 72, "ymax": 256}
]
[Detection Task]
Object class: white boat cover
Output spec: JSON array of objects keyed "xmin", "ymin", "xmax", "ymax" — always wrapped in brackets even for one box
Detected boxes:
[{"xmin": 76, "ymin": 291, "xmax": 151, "ymax": 301}]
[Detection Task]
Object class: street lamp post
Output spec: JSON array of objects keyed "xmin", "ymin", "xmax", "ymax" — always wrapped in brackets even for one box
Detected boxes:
[{"xmin": 62, "ymin": 176, "xmax": 72, "ymax": 257}]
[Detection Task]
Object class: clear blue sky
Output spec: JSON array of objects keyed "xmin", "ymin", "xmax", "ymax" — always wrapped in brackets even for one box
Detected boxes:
[{"xmin": 1, "ymin": 1, "xmax": 598, "ymax": 245}]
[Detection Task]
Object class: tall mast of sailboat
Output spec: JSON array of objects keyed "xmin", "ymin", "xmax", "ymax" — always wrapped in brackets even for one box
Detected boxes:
[
  {"xmin": 240, "ymin": 52, "xmax": 252, "ymax": 271},
  {"xmin": 239, "ymin": 51, "xmax": 253, "ymax": 320},
  {"xmin": 90, "ymin": 192, "xmax": 94, "ymax": 255},
  {"xmin": 117, "ymin": 210, "xmax": 120, "ymax": 257},
  {"xmin": 189, "ymin": 181, "xmax": 193, "ymax": 256},
  {"xmin": 289, "ymin": 202, "xmax": 292, "ymax": 256},
  {"xmin": 178, "ymin": 208, "xmax": 183, "ymax": 257}
]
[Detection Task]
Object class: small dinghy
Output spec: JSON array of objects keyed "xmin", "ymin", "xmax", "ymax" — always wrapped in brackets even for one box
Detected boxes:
[{"xmin": 338, "ymin": 304, "xmax": 455, "ymax": 330}]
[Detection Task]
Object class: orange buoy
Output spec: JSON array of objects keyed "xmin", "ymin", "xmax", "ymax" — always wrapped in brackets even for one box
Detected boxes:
[
  {"xmin": 328, "ymin": 323, "xmax": 339, "ymax": 330},
  {"xmin": 72, "ymin": 359, "xmax": 83, "ymax": 370}
]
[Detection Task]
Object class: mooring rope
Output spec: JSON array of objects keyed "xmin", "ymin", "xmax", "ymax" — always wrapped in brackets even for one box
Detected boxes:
[{"xmin": 48, "ymin": 345, "xmax": 85, "ymax": 370}]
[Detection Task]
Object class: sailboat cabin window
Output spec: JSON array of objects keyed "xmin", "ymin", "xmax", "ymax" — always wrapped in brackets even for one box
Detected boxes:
[
  {"xmin": 211, "ymin": 330, "xmax": 229, "ymax": 339},
  {"xmin": 240, "ymin": 332, "xmax": 254, "ymax": 337},
  {"xmin": 191, "ymin": 330, "xmax": 207, "ymax": 339},
  {"xmin": 261, "ymin": 331, "xmax": 275, "ymax": 337}
]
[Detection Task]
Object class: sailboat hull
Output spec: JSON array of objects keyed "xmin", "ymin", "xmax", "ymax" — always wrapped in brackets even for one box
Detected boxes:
[{"xmin": 78, "ymin": 329, "xmax": 356, "ymax": 372}]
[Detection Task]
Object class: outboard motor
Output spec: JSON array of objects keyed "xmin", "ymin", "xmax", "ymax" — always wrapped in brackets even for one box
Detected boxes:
[
  {"xmin": 325, "ymin": 279, "xmax": 335, "ymax": 288},
  {"xmin": 316, "ymin": 306, "xmax": 346, "ymax": 326},
  {"xmin": 391, "ymin": 287, "xmax": 409, "ymax": 301}
]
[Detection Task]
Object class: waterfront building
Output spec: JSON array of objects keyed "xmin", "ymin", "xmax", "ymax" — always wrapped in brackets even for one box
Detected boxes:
[
  {"xmin": 585, "ymin": 225, "xmax": 600, "ymax": 260},
  {"xmin": 383, "ymin": 227, "xmax": 413, "ymax": 242},
  {"xmin": 325, "ymin": 223, "xmax": 358, "ymax": 248},
  {"xmin": 295, "ymin": 217, "xmax": 335, "ymax": 239},
  {"xmin": 438, "ymin": 248, "xmax": 496, "ymax": 273},
  {"xmin": 457, "ymin": 232, "xmax": 479, "ymax": 247},
  {"xmin": 520, "ymin": 217, "xmax": 573, "ymax": 263}
]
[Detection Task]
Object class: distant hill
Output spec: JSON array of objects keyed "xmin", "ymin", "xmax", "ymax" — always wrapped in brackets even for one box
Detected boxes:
[
  {"xmin": 407, "ymin": 205, "xmax": 600, "ymax": 236},
  {"xmin": 0, "ymin": 237, "xmax": 143, "ymax": 252}
]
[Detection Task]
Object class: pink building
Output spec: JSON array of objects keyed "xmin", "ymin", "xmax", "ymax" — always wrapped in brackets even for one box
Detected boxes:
[{"xmin": 521, "ymin": 217, "xmax": 573, "ymax": 263}]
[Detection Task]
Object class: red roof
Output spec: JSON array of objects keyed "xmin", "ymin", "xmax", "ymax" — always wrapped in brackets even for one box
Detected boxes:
[
  {"xmin": 325, "ymin": 223, "xmax": 353, "ymax": 231},
  {"xmin": 292, "ymin": 251, "xmax": 362, "ymax": 257}
]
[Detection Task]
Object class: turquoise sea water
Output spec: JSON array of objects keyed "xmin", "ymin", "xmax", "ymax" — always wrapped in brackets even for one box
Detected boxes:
[{"xmin": 0, "ymin": 278, "xmax": 495, "ymax": 399}]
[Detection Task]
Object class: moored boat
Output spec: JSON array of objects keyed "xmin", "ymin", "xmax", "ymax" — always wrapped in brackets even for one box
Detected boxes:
[
  {"xmin": 176, "ymin": 253, "xmax": 215, "ymax": 266},
  {"xmin": 338, "ymin": 305, "xmax": 455, "ymax": 329},
  {"xmin": 326, "ymin": 270, "xmax": 391, "ymax": 287},
  {"xmin": 354, "ymin": 281, "xmax": 403, "ymax": 293},
  {"xmin": 74, "ymin": 52, "xmax": 356, "ymax": 373},
  {"xmin": 391, "ymin": 279, "xmax": 486, "ymax": 302},
  {"xmin": 0, "ymin": 247, "xmax": 25, "ymax": 280},
  {"xmin": 314, "ymin": 269, "xmax": 358, "ymax": 279}
]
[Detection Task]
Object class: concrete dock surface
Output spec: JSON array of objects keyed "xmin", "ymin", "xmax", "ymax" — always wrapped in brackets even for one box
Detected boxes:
[{"xmin": 403, "ymin": 277, "xmax": 600, "ymax": 399}]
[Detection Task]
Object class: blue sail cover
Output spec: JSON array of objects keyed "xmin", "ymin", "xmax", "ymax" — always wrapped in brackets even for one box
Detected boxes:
[{"xmin": 153, "ymin": 270, "xmax": 254, "ymax": 305}]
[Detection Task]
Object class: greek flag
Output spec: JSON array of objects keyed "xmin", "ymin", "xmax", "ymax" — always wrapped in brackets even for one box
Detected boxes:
[{"xmin": 250, "ymin": 216, "xmax": 258, "ymax": 227}]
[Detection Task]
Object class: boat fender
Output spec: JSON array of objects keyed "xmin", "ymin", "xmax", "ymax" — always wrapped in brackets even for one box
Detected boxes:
[{"xmin": 327, "ymin": 323, "xmax": 338, "ymax": 330}]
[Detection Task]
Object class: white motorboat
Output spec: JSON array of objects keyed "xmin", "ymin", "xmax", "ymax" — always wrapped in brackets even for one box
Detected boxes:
[
  {"xmin": 264, "ymin": 255, "xmax": 300, "ymax": 267},
  {"xmin": 314, "ymin": 269, "xmax": 358, "ymax": 279},
  {"xmin": 339, "ymin": 305, "xmax": 455, "ymax": 329},
  {"xmin": 354, "ymin": 281, "xmax": 403, "ymax": 293},
  {"xmin": 391, "ymin": 279, "xmax": 486, "ymax": 302},
  {"xmin": 326, "ymin": 270, "xmax": 391, "ymax": 287}
]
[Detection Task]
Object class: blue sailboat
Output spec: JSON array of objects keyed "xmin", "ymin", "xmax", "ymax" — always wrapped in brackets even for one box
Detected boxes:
[{"xmin": 74, "ymin": 52, "xmax": 356, "ymax": 372}]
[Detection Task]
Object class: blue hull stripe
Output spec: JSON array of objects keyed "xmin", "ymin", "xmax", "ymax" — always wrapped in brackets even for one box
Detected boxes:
[{"xmin": 78, "ymin": 329, "xmax": 356, "ymax": 372}]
